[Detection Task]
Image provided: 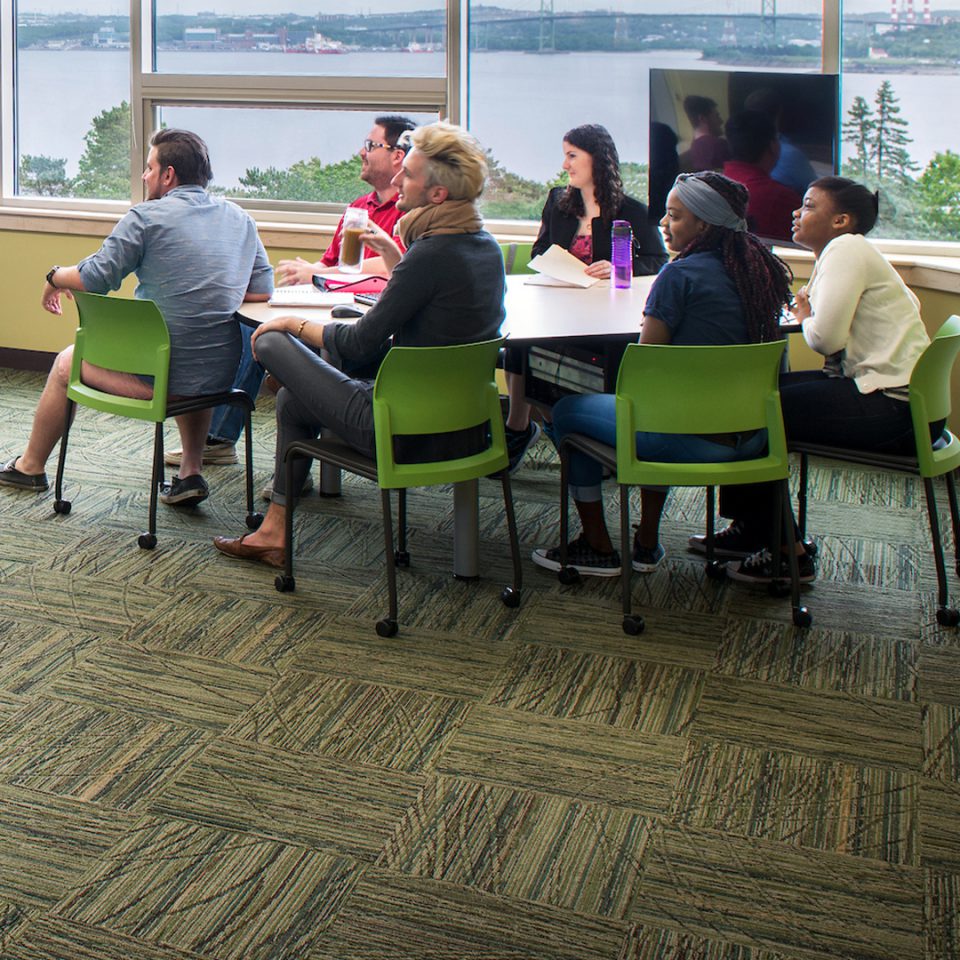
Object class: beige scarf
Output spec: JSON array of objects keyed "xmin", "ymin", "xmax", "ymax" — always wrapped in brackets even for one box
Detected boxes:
[{"xmin": 397, "ymin": 199, "xmax": 484, "ymax": 248}]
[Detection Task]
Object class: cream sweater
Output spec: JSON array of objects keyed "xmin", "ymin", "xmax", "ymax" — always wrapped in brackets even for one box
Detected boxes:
[{"xmin": 802, "ymin": 233, "xmax": 929, "ymax": 394}]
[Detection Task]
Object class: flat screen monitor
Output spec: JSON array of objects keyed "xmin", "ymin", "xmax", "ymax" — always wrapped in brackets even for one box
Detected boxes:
[{"xmin": 649, "ymin": 68, "xmax": 839, "ymax": 245}]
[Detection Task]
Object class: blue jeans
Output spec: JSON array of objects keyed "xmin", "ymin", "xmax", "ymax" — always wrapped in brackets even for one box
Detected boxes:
[
  {"xmin": 551, "ymin": 392, "xmax": 768, "ymax": 502},
  {"xmin": 209, "ymin": 327, "xmax": 266, "ymax": 444}
]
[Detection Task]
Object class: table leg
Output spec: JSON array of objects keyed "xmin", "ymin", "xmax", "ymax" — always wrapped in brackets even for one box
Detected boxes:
[{"xmin": 453, "ymin": 479, "xmax": 480, "ymax": 580}]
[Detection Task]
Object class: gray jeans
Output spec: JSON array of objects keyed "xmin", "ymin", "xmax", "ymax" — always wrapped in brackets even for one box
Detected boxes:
[{"xmin": 255, "ymin": 330, "xmax": 376, "ymax": 506}]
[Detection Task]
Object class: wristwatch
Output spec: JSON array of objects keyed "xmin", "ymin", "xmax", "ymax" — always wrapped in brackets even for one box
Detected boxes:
[{"xmin": 45, "ymin": 266, "xmax": 60, "ymax": 288}]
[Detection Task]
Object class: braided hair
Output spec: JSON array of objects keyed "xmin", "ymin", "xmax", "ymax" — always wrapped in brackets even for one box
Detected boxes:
[
  {"xmin": 676, "ymin": 171, "xmax": 792, "ymax": 343},
  {"xmin": 556, "ymin": 124, "xmax": 625, "ymax": 224}
]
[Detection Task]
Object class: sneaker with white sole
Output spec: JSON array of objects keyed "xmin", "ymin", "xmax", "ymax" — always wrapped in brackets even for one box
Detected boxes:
[
  {"xmin": 261, "ymin": 472, "xmax": 315, "ymax": 501},
  {"xmin": 532, "ymin": 534, "xmax": 621, "ymax": 577},
  {"xmin": 164, "ymin": 438, "xmax": 238, "ymax": 467},
  {"xmin": 159, "ymin": 474, "xmax": 209, "ymax": 506},
  {"xmin": 632, "ymin": 542, "xmax": 665, "ymax": 573},
  {"xmin": 688, "ymin": 520, "xmax": 762, "ymax": 560},
  {"xmin": 726, "ymin": 547, "xmax": 816, "ymax": 584}
]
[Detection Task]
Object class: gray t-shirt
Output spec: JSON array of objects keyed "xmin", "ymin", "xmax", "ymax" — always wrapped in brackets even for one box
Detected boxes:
[{"xmin": 78, "ymin": 185, "xmax": 274, "ymax": 395}]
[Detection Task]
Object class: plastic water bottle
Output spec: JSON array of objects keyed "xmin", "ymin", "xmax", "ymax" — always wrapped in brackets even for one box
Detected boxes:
[{"xmin": 611, "ymin": 220, "xmax": 632, "ymax": 289}]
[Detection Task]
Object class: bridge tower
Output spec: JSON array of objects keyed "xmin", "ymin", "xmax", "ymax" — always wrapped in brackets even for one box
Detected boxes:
[{"xmin": 538, "ymin": 0, "xmax": 556, "ymax": 53}]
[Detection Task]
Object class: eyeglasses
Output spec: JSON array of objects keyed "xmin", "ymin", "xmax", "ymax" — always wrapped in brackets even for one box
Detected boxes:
[{"xmin": 362, "ymin": 139, "xmax": 393, "ymax": 152}]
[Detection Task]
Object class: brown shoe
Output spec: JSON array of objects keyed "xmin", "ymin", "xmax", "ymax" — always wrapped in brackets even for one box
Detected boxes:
[{"xmin": 213, "ymin": 534, "xmax": 284, "ymax": 568}]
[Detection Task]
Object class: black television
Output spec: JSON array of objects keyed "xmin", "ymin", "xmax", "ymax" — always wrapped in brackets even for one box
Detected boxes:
[{"xmin": 649, "ymin": 68, "xmax": 839, "ymax": 245}]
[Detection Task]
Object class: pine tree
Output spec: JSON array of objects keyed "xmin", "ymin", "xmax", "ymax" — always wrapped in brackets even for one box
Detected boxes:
[
  {"xmin": 18, "ymin": 154, "xmax": 69, "ymax": 196},
  {"xmin": 72, "ymin": 101, "xmax": 132, "ymax": 199},
  {"xmin": 872, "ymin": 81, "xmax": 917, "ymax": 182},
  {"xmin": 841, "ymin": 95, "xmax": 874, "ymax": 178}
]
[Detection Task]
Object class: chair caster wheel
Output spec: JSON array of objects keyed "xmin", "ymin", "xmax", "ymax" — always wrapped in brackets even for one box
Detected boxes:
[
  {"xmin": 705, "ymin": 561, "xmax": 725, "ymax": 581},
  {"xmin": 376, "ymin": 618, "xmax": 398, "ymax": 638},
  {"xmin": 395, "ymin": 550, "xmax": 411, "ymax": 568},
  {"xmin": 768, "ymin": 579, "xmax": 792, "ymax": 598},
  {"xmin": 246, "ymin": 512, "xmax": 263, "ymax": 530},
  {"xmin": 501, "ymin": 586, "xmax": 521, "ymax": 608},
  {"xmin": 558, "ymin": 566, "xmax": 581, "ymax": 586},
  {"xmin": 622, "ymin": 615, "xmax": 645, "ymax": 636},
  {"xmin": 802, "ymin": 538, "xmax": 818, "ymax": 558},
  {"xmin": 793, "ymin": 607, "xmax": 813, "ymax": 628},
  {"xmin": 275, "ymin": 574, "xmax": 295, "ymax": 592},
  {"xmin": 138, "ymin": 533, "xmax": 157, "ymax": 550},
  {"xmin": 937, "ymin": 607, "xmax": 960, "ymax": 627},
  {"xmin": 53, "ymin": 499, "xmax": 72, "ymax": 515}
]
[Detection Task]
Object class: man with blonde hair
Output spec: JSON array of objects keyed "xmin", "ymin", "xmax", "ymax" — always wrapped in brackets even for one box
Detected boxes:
[{"xmin": 213, "ymin": 121, "xmax": 506, "ymax": 567}]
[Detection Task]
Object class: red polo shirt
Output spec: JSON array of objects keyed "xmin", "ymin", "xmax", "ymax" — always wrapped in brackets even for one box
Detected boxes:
[{"xmin": 320, "ymin": 190, "xmax": 405, "ymax": 267}]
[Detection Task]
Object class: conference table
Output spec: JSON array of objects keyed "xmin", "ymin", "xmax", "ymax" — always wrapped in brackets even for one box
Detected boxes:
[{"xmin": 237, "ymin": 274, "xmax": 657, "ymax": 577}]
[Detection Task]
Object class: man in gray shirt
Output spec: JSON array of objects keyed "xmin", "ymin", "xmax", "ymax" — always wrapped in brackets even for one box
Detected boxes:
[{"xmin": 0, "ymin": 128, "xmax": 274, "ymax": 505}]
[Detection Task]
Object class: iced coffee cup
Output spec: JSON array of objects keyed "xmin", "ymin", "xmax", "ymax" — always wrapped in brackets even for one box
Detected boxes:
[{"xmin": 338, "ymin": 207, "xmax": 368, "ymax": 273}]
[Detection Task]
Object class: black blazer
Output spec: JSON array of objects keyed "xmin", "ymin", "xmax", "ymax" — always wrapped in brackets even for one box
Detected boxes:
[{"xmin": 531, "ymin": 187, "xmax": 667, "ymax": 277}]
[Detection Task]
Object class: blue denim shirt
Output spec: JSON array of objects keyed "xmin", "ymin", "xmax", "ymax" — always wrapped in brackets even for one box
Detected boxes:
[{"xmin": 78, "ymin": 185, "xmax": 273, "ymax": 395}]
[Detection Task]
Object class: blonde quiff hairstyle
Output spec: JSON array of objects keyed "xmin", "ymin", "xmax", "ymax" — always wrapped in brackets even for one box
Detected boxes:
[{"xmin": 410, "ymin": 121, "xmax": 488, "ymax": 201}]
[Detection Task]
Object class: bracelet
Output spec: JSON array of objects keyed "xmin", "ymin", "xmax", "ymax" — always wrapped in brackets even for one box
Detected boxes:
[{"xmin": 296, "ymin": 318, "xmax": 308, "ymax": 338}]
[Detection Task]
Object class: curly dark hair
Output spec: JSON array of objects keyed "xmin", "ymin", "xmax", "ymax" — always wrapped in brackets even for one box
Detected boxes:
[
  {"xmin": 556, "ymin": 124, "xmax": 624, "ymax": 224},
  {"xmin": 676, "ymin": 171, "xmax": 793, "ymax": 343},
  {"xmin": 809, "ymin": 176, "xmax": 879, "ymax": 235}
]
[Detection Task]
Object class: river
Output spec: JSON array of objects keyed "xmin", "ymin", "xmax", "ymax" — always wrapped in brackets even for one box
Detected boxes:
[{"xmin": 17, "ymin": 47, "xmax": 960, "ymax": 187}]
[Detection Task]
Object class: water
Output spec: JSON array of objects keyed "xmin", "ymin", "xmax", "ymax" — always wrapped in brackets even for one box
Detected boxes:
[{"xmin": 16, "ymin": 47, "xmax": 960, "ymax": 188}]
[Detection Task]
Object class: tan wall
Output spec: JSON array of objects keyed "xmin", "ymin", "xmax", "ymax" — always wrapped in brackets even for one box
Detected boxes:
[{"xmin": 3, "ymin": 226, "xmax": 960, "ymax": 427}]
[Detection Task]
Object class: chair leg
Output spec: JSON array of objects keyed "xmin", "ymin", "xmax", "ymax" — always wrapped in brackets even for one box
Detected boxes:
[
  {"xmin": 241, "ymin": 404, "xmax": 261, "ymax": 530},
  {"xmin": 944, "ymin": 469, "xmax": 960, "ymax": 579},
  {"xmin": 797, "ymin": 453, "xmax": 809, "ymax": 542},
  {"xmin": 138, "ymin": 422, "xmax": 163, "ymax": 550},
  {"xmin": 703, "ymin": 485, "xmax": 724, "ymax": 581},
  {"xmin": 779, "ymin": 479, "xmax": 811, "ymax": 628},
  {"xmin": 378, "ymin": 488, "xmax": 399, "ymax": 637},
  {"xmin": 557, "ymin": 443, "xmax": 579, "ymax": 585},
  {"xmin": 395, "ymin": 489, "xmax": 410, "ymax": 567},
  {"xmin": 924, "ymin": 478, "xmax": 960, "ymax": 626},
  {"xmin": 621, "ymin": 484, "xmax": 643, "ymax": 635},
  {"xmin": 53, "ymin": 399, "xmax": 76, "ymax": 515},
  {"xmin": 499, "ymin": 472, "xmax": 522, "ymax": 607}
]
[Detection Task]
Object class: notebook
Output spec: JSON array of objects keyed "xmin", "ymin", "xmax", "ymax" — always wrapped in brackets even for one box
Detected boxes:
[{"xmin": 268, "ymin": 285, "xmax": 355, "ymax": 308}]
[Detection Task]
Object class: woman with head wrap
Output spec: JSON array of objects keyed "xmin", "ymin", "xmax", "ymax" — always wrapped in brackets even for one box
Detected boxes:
[{"xmin": 532, "ymin": 170, "xmax": 793, "ymax": 578}]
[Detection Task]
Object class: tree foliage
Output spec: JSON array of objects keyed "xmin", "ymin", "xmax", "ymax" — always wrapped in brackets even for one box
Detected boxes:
[
  {"xmin": 72, "ymin": 101, "xmax": 131, "ymax": 199},
  {"xmin": 18, "ymin": 154, "xmax": 70, "ymax": 196}
]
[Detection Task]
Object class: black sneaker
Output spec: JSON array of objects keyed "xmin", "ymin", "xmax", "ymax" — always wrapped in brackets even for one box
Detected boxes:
[
  {"xmin": 688, "ymin": 521, "xmax": 762, "ymax": 559},
  {"xmin": 632, "ymin": 542, "xmax": 665, "ymax": 573},
  {"xmin": 506, "ymin": 421, "xmax": 541, "ymax": 474},
  {"xmin": 726, "ymin": 548, "xmax": 816, "ymax": 584},
  {"xmin": 159, "ymin": 474, "xmax": 209, "ymax": 506},
  {"xmin": 0, "ymin": 457, "xmax": 48, "ymax": 492},
  {"xmin": 532, "ymin": 534, "xmax": 621, "ymax": 577}
]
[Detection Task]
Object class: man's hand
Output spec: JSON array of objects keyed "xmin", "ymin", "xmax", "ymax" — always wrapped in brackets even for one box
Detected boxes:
[
  {"xmin": 585, "ymin": 259, "xmax": 612, "ymax": 280},
  {"xmin": 361, "ymin": 222, "xmax": 403, "ymax": 273},
  {"xmin": 41, "ymin": 283, "xmax": 74, "ymax": 316},
  {"xmin": 276, "ymin": 257, "xmax": 321, "ymax": 287}
]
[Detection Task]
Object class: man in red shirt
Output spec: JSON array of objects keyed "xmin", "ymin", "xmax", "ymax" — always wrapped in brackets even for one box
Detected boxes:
[
  {"xmin": 276, "ymin": 115, "xmax": 415, "ymax": 283},
  {"xmin": 722, "ymin": 110, "xmax": 801, "ymax": 244},
  {"xmin": 166, "ymin": 115, "xmax": 415, "ymax": 474}
]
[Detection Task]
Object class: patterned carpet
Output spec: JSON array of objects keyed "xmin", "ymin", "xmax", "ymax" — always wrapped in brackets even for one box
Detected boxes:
[{"xmin": 0, "ymin": 365, "xmax": 956, "ymax": 959}]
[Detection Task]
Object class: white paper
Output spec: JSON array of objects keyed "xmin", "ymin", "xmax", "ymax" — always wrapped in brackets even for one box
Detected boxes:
[
  {"xmin": 268, "ymin": 285, "xmax": 356, "ymax": 307},
  {"xmin": 527, "ymin": 244, "xmax": 602, "ymax": 288}
]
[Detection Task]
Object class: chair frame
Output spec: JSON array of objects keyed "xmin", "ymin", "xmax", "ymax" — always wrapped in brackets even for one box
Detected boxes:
[
  {"xmin": 274, "ymin": 339, "xmax": 523, "ymax": 637},
  {"xmin": 556, "ymin": 340, "xmax": 809, "ymax": 635},
  {"xmin": 53, "ymin": 291, "xmax": 261, "ymax": 548},
  {"xmin": 793, "ymin": 314, "xmax": 960, "ymax": 627}
]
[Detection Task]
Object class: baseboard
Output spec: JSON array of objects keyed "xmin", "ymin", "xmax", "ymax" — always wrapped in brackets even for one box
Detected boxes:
[{"xmin": 0, "ymin": 348, "xmax": 55, "ymax": 372}]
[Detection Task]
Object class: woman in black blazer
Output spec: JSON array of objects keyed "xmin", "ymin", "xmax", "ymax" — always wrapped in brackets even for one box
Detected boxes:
[{"xmin": 505, "ymin": 124, "xmax": 667, "ymax": 470}]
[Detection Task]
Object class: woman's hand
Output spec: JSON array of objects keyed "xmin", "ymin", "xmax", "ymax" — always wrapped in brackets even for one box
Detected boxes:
[
  {"xmin": 250, "ymin": 315, "xmax": 299, "ymax": 359},
  {"xmin": 276, "ymin": 257, "xmax": 320, "ymax": 287},
  {"xmin": 585, "ymin": 259, "xmax": 612, "ymax": 280},
  {"xmin": 791, "ymin": 286, "xmax": 812, "ymax": 322}
]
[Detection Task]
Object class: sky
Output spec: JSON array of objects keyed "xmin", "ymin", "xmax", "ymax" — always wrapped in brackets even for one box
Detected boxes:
[{"xmin": 17, "ymin": 1, "xmax": 957, "ymax": 18}]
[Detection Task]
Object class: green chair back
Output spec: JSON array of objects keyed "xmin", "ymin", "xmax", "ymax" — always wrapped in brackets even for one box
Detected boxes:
[
  {"xmin": 910, "ymin": 315, "xmax": 960, "ymax": 479},
  {"xmin": 500, "ymin": 242, "xmax": 534, "ymax": 275},
  {"xmin": 372, "ymin": 338, "xmax": 507, "ymax": 489},
  {"xmin": 68, "ymin": 291, "xmax": 171, "ymax": 423},
  {"xmin": 614, "ymin": 339, "xmax": 788, "ymax": 487}
]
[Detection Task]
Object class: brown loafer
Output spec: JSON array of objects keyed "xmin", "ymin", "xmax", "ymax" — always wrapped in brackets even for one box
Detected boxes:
[{"xmin": 213, "ymin": 534, "xmax": 284, "ymax": 569}]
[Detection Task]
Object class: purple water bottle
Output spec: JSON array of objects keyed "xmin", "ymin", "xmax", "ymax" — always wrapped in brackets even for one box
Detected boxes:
[{"xmin": 611, "ymin": 220, "xmax": 632, "ymax": 289}]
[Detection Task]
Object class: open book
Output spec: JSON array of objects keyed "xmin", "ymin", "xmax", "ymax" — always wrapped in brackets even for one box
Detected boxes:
[
  {"xmin": 526, "ymin": 244, "xmax": 603, "ymax": 288},
  {"xmin": 268, "ymin": 285, "xmax": 355, "ymax": 308}
]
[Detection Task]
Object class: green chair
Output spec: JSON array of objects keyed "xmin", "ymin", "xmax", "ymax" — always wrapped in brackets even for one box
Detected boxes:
[
  {"xmin": 53, "ymin": 291, "xmax": 260, "ymax": 548},
  {"xmin": 500, "ymin": 242, "xmax": 534, "ymax": 275},
  {"xmin": 274, "ymin": 338, "xmax": 523, "ymax": 637},
  {"xmin": 794, "ymin": 314, "xmax": 960, "ymax": 627},
  {"xmin": 556, "ymin": 340, "xmax": 810, "ymax": 634}
]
